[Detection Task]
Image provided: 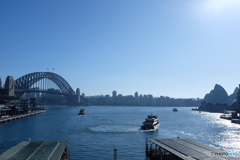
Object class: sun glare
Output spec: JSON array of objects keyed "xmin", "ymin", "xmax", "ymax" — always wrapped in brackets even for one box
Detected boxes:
[
  {"xmin": 206, "ymin": 0, "xmax": 228, "ymax": 12},
  {"xmin": 191, "ymin": 0, "xmax": 240, "ymax": 22},
  {"xmin": 204, "ymin": 0, "xmax": 240, "ymax": 13}
]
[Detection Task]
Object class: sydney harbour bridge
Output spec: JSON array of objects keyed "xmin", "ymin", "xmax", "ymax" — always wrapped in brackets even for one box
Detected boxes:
[{"xmin": 4, "ymin": 72, "xmax": 81, "ymax": 105}]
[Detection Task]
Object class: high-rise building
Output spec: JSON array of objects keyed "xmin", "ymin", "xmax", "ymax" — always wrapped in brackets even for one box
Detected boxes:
[
  {"xmin": 76, "ymin": 88, "xmax": 80, "ymax": 96},
  {"xmin": 82, "ymin": 93, "xmax": 85, "ymax": 98},
  {"xmin": 112, "ymin": 90, "xmax": 117, "ymax": 98},
  {"xmin": 135, "ymin": 92, "xmax": 138, "ymax": 98},
  {"xmin": 0, "ymin": 77, "xmax": 2, "ymax": 89},
  {"xmin": 76, "ymin": 88, "xmax": 81, "ymax": 104}
]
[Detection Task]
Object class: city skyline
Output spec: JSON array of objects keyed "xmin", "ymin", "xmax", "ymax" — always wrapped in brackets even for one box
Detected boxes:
[{"xmin": 1, "ymin": 0, "xmax": 240, "ymax": 98}]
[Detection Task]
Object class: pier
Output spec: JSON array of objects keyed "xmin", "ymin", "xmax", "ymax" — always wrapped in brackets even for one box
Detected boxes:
[
  {"xmin": 0, "ymin": 110, "xmax": 46, "ymax": 124},
  {"xmin": 0, "ymin": 140, "xmax": 69, "ymax": 160},
  {"xmin": 146, "ymin": 138, "xmax": 239, "ymax": 160}
]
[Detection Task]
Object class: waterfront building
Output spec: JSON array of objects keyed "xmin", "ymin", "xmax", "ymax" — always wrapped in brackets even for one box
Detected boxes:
[
  {"xmin": 148, "ymin": 94, "xmax": 153, "ymax": 99},
  {"xmin": 112, "ymin": 90, "xmax": 117, "ymax": 98},
  {"xmin": 0, "ymin": 98, "xmax": 37, "ymax": 117},
  {"xmin": 237, "ymin": 84, "xmax": 240, "ymax": 109},
  {"xmin": 118, "ymin": 94, "xmax": 122, "ymax": 97},
  {"xmin": 76, "ymin": 88, "xmax": 81, "ymax": 104},
  {"xmin": 235, "ymin": 84, "xmax": 240, "ymax": 116},
  {"xmin": 135, "ymin": 92, "xmax": 138, "ymax": 98},
  {"xmin": 76, "ymin": 88, "xmax": 80, "ymax": 96}
]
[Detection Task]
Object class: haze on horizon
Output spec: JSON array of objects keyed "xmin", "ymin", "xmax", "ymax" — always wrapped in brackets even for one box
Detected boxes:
[{"xmin": 1, "ymin": 0, "xmax": 240, "ymax": 99}]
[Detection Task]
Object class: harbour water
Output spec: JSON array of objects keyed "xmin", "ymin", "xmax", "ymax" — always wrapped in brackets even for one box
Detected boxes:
[{"xmin": 0, "ymin": 106, "xmax": 240, "ymax": 159}]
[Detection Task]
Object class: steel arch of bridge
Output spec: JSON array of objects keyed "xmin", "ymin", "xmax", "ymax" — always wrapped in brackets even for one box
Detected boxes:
[{"xmin": 14, "ymin": 72, "xmax": 75, "ymax": 97}]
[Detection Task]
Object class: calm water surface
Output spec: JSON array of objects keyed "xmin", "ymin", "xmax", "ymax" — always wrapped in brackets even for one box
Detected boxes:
[{"xmin": 0, "ymin": 106, "xmax": 240, "ymax": 160}]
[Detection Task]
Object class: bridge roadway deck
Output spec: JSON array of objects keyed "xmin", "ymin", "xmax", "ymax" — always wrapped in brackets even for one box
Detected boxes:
[
  {"xmin": 147, "ymin": 138, "xmax": 240, "ymax": 160},
  {"xmin": 15, "ymin": 89, "xmax": 75, "ymax": 96},
  {"xmin": 0, "ymin": 110, "xmax": 46, "ymax": 124}
]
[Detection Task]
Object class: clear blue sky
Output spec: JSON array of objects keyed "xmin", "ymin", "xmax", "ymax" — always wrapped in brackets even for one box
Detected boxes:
[{"xmin": 1, "ymin": 0, "xmax": 240, "ymax": 98}]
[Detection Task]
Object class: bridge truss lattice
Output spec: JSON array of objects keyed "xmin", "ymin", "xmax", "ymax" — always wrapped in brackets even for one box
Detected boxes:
[{"xmin": 14, "ymin": 72, "xmax": 75, "ymax": 97}]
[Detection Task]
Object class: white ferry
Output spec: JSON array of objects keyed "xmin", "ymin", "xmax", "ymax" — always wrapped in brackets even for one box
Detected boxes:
[{"xmin": 141, "ymin": 115, "xmax": 160, "ymax": 130}]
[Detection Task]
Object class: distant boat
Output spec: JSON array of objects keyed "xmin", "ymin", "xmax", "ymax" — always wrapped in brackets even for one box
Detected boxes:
[
  {"xmin": 220, "ymin": 111, "xmax": 237, "ymax": 120},
  {"xmin": 191, "ymin": 107, "xmax": 199, "ymax": 111},
  {"xmin": 78, "ymin": 109, "xmax": 86, "ymax": 115},
  {"xmin": 172, "ymin": 108, "xmax": 178, "ymax": 112}
]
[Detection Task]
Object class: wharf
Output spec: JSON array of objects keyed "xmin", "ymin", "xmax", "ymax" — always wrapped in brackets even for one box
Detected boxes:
[
  {"xmin": 146, "ymin": 138, "xmax": 239, "ymax": 160},
  {"xmin": 0, "ymin": 140, "xmax": 69, "ymax": 160},
  {"xmin": 0, "ymin": 110, "xmax": 46, "ymax": 124}
]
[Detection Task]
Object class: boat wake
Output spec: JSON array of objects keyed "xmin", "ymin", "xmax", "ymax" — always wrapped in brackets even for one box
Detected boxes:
[
  {"xmin": 172, "ymin": 130, "xmax": 196, "ymax": 137},
  {"xmin": 89, "ymin": 125, "xmax": 156, "ymax": 133}
]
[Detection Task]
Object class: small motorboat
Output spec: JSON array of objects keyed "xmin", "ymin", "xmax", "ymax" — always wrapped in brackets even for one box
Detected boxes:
[
  {"xmin": 172, "ymin": 108, "xmax": 178, "ymax": 112},
  {"xmin": 78, "ymin": 109, "xmax": 86, "ymax": 115}
]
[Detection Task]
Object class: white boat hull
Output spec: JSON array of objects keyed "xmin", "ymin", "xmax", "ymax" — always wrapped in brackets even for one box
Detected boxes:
[
  {"xmin": 152, "ymin": 123, "xmax": 160, "ymax": 131},
  {"xmin": 141, "ymin": 122, "xmax": 160, "ymax": 131}
]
